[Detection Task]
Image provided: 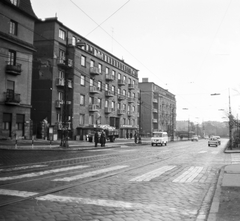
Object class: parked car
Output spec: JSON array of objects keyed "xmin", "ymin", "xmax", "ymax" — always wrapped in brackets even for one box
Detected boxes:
[
  {"xmin": 191, "ymin": 135, "xmax": 199, "ymax": 141},
  {"xmin": 208, "ymin": 137, "xmax": 219, "ymax": 147}
]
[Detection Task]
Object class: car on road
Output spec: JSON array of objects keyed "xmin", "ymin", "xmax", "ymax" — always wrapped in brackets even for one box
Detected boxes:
[
  {"xmin": 214, "ymin": 136, "xmax": 221, "ymax": 145},
  {"xmin": 208, "ymin": 137, "xmax": 219, "ymax": 147},
  {"xmin": 191, "ymin": 135, "xmax": 199, "ymax": 141},
  {"xmin": 151, "ymin": 131, "xmax": 168, "ymax": 146}
]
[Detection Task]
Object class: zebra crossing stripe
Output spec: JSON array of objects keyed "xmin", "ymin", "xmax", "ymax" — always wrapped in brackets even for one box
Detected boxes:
[
  {"xmin": 0, "ymin": 165, "xmax": 47, "ymax": 172},
  {"xmin": 0, "ymin": 165, "xmax": 89, "ymax": 181},
  {"xmin": 198, "ymin": 151, "xmax": 207, "ymax": 154},
  {"xmin": 0, "ymin": 188, "xmax": 198, "ymax": 215},
  {"xmin": 130, "ymin": 166, "xmax": 176, "ymax": 182},
  {"xmin": 172, "ymin": 167, "xmax": 203, "ymax": 183},
  {"xmin": 52, "ymin": 165, "xmax": 128, "ymax": 182}
]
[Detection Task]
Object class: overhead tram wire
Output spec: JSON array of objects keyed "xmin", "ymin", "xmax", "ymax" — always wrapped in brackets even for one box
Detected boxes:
[{"xmin": 68, "ymin": 0, "xmax": 168, "ymax": 88}]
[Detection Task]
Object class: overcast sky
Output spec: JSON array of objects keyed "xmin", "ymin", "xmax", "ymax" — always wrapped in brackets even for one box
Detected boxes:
[{"xmin": 31, "ymin": 0, "xmax": 240, "ymax": 123}]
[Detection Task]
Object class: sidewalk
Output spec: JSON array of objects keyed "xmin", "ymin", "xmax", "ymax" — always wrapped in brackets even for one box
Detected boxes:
[
  {"xmin": 0, "ymin": 137, "xmax": 151, "ymax": 151},
  {"xmin": 208, "ymin": 147, "xmax": 240, "ymax": 221}
]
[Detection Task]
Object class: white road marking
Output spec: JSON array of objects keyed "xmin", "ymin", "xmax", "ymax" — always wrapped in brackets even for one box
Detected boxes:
[
  {"xmin": 211, "ymin": 151, "xmax": 219, "ymax": 154},
  {"xmin": 130, "ymin": 166, "xmax": 176, "ymax": 182},
  {"xmin": 52, "ymin": 165, "xmax": 128, "ymax": 182},
  {"xmin": 0, "ymin": 165, "xmax": 48, "ymax": 172},
  {"xmin": 198, "ymin": 151, "xmax": 207, "ymax": 154},
  {"xmin": 172, "ymin": 167, "xmax": 203, "ymax": 183},
  {"xmin": 231, "ymin": 154, "xmax": 240, "ymax": 164},
  {"xmin": 0, "ymin": 165, "xmax": 89, "ymax": 181},
  {"xmin": 86, "ymin": 149, "xmax": 113, "ymax": 151},
  {"xmin": 0, "ymin": 189, "xmax": 198, "ymax": 215}
]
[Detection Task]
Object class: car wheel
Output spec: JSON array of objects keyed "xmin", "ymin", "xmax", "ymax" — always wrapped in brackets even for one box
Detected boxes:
[
  {"xmin": 151, "ymin": 143, "xmax": 153, "ymax": 146},
  {"xmin": 165, "ymin": 142, "xmax": 167, "ymax": 146},
  {"xmin": 208, "ymin": 144, "xmax": 210, "ymax": 146}
]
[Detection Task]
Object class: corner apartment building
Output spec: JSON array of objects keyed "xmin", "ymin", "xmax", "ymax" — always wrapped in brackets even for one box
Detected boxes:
[
  {"xmin": 32, "ymin": 17, "xmax": 139, "ymax": 140},
  {"xmin": 139, "ymin": 78, "xmax": 176, "ymax": 137},
  {"xmin": 0, "ymin": 0, "xmax": 37, "ymax": 139}
]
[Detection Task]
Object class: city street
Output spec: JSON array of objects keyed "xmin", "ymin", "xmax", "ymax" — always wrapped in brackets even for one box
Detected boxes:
[{"xmin": 0, "ymin": 139, "xmax": 233, "ymax": 221}]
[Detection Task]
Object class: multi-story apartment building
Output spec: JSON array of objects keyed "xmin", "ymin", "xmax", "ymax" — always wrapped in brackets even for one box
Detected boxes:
[
  {"xmin": 32, "ymin": 17, "xmax": 139, "ymax": 140},
  {"xmin": 0, "ymin": 0, "xmax": 37, "ymax": 139},
  {"xmin": 139, "ymin": 78, "xmax": 176, "ymax": 138}
]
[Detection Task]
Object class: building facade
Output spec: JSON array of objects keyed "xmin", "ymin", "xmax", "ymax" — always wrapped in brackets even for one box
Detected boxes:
[
  {"xmin": 32, "ymin": 18, "xmax": 139, "ymax": 140},
  {"xmin": 139, "ymin": 78, "xmax": 176, "ymax": 137},
  {"xmin": 0, "ymin": 0, "xmax": 37, "ymax": 139}
]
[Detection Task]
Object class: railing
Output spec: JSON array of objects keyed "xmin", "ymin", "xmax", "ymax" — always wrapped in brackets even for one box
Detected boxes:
[
  {"xmin": 106, "ymin": 74, "xmax": 114, "ymax": 81},
  {"xmin": 89, "ymin": 104, "xmax": 99, "ymax": 111},
  {"xmin": 90, "ymin": 67, "xmax": 100, "ymax": 75},
  {"xmin": 89, "ymin": 86, "xmax": 100, "ymax": 94},
  {"xmin": 4, "ymin": 90, "xmax": 20, "ymax": 104},
  {"xmin": 5, "ymin": 62, "xmax": 22, "ymax": 75}
]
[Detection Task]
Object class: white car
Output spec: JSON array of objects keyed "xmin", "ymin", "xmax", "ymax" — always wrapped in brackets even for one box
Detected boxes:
[
  {"xmin": 151, "ymin": 132, "xmax": 168, "ymax": 146},
  {"xmin": 208, "ymin": 137, "xmax": 219, "ymax": 147},
  {"xmin": 191, "ymin": 135, "xmax": 199, "ymax": 141}
]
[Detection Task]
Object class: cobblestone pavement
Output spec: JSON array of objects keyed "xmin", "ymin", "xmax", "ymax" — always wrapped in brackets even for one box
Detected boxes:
[{"xmin": 0, "ymin": 139, "xmax": 232, "ymax": 221}]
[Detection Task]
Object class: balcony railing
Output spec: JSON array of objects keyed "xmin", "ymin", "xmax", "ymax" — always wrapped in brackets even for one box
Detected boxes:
[
  {"xmin": 118, "ymin": 94, "xmax": 125, "ymax": 100},
  {"xmin": 105, "ymin": 74, "xmax": 114, "ymax": 81},
  {"xmin": 128, "ymin": 84, "xmax": 135, "ymax": 90},
  {"xmin": 127, "ymin": 111, "xmax": 133, "ymax": 117},
  {"xmin": 117, "ymin": 109, "xmax": 125, "ymax": 115},
  {"xmin": 128, "ymin": 97, "xmax": 134, "ymax": 103},
  {"xmin": 57, "ymin": 58, "xmax": 73, "ymax": 68},
  {"xmin": 104, "ymin": 107, "xmax": 112, "ymax": 114},
  {"xmin": 153, "ymin": 98, "xmax": 158, "ymax": 103},
  {"xmin": 55, "ymin": 100, "xmax": 63, "ymax": 108},
  {"xmin": 89, "ymin": 86, "xmax": 101, "ymax": 94},
  {"xmin": 56, "ymin": 78, "xmax": 65, "ymax": 87},
  {"xmin": 89, "ymin": 104, "xmax": 99, "ymax": 112},
  {"xmin": 90, "ymin": 67, "xmax": 100, "ymax": 76},
  {"xmin": 152, "ymin": 119, "xmax": 158, "ymax": 123},
  {"xmin": 5, "ymin": 62, "xmax": 22, "ymax": 75},
  {"xmin": 118, "ymin": 79, "xmax": 125, "ymax": 86},
  {"xmin": 105, "ymin": 90, "xmax": 114, "ymax": 97},
  {"xmin": 4, "ymin": 90, "xmax": 20, "ymax": 105},
  {"xmin": 153, "ymin": 108, "xmax": 158, "ymax": 113},
  {"xmin": 68, "ymin": 79, "xmax": 73, "ymax": 88}
]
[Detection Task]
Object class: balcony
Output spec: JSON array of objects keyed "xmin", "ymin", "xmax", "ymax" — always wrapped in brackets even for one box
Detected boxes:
[
  {"xmin": 4, "ymin": 90, "xmax": 20, "ymax": 105},
  {"xmin": 89, "ymin": 104, "xmax": 99, "ymax": 112},
  {"xmin": 55, "ymin": 100, "xmax": 63, "ymax": 108},
  {"xmin": 153, "ymin": 98, "xmax": 158, "ymax": 103},
  {"xmin": 118, "ymin": 79, "xmax": 125, "ymax": 86},
  {"xmin": 117, "ymin": 109, "xmax": 125, "ymax": 115},
  {"xmin": 89, "ymin": 86, "xmax": 101, "ymax": 94},
  {"xmin": 57, "ymin": 58, "xmax": 73, "ymax": 69},
  {"xmin": 105, "ymin": 74, "xmax": 114, "ymax": 81},
  {"xmin": 56, "ymin": 122, "xmax": 71, "ymax": 130},
  {"xmin": 127, "ymin": 111, "xmax": 133, "ymax": 117},
  {"xmin": 152, "ymin": 119, "xmax": 158, "ymax": 123},
  {"xmin": 90, "ymin": 67, "xmax": 100, "ymax": 76},
  {"xmin": 153, "ymin": 108, "xmax": 158, "ymax": 113},
  {"xmin": 5, "ymin": 62, "xmax": 22, "ymax": 75},
  {"xmin": 128, "ymin": 84, "xmax": 135, "ymax": 90},
  {"xmin": 118, "ymin": 94, "xmax": 125, "ymax": 101},
  {"xmin": 105, "ymin": 90, "xmax": 114, "ymax": 97},
  {"xmin": 104, "ymin": 107, "xmax": 112, "ymax": 114},
  {"xmin": 68, "ymin": 79, "xmax": 73, "ymax": 88},
  {"xmin": 128, "ymin": 97, "xmax": 134, "ymax": 103},
  {"xmin": 56, "ymin": 78, "xmax": 65, "ymax": 87}
]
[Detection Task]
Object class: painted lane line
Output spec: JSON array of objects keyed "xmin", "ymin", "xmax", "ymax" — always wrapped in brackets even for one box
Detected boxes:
[
  {"xmin": 0, "ymin": 165, "xmax": 89, "ymax": 181},
  {"xmin": 130, "ymin": 166, "xmax": 176, "ymax": 182},
  {"xmin": 52, "ymin": 165, "xmax": 128, "ymax": 182},
  {"xmin": 172, "ymin": 167, "xmax": 203, "ymax": 183},
  {"xmin": 0, "ymin": 189, "xmax": 198, "ymax": 215},
  {"xmin": 0, "ymin": 165, "xmax": 48, "ymax": 172},
  {"xmin": 198, "ymin": 151, "xmax": 207, "ymax": 154}
]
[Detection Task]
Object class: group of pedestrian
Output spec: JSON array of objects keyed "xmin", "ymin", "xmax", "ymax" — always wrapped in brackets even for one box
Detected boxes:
[{"xmin": 94, "ymin": 130, "xmax": 106, "ymax": 147}]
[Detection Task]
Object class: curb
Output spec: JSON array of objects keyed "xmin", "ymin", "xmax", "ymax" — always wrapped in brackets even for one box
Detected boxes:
[{"xmin": 207, "ymin": 165, "xmax": 225, "ymax": 221}]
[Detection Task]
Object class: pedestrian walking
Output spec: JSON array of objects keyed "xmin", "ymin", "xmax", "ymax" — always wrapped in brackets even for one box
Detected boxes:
[
  {"xmin": 134, "ymin": 131, "xmax": 138, "ymax": 144},
  {"xmin": 94, "ymin": 131, "xmax": 99, "ymax": 147},
  {"xmin": 126, "ymin": 132, "xmax": 129, "ymax": 139},
  {"xmin": 100, "ymin": 130, "xmax": 106, "ymax": 147},
  {"xmin": 130, "ymin": 132, "xmax": 132, "ymax": 139}
]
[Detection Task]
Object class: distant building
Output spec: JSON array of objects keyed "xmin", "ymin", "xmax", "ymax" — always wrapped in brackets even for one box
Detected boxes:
[
  {"xmin": 0, "ymin": 0, "xmax": 37, "ymax": 139},
  {"xmin": 32, "ymin": 17, "xmax": 139, "ymax": 140},
  {"xmin": 139, "ymin": 78, "xmax": 176, "ymax": 137}
]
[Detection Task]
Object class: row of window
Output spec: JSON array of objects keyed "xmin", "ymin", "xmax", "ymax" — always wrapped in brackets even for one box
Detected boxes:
[
  {"xmin": 79, "ymin": 114, "xmax": 136, "ymax": 127},
  {"xmin": 79, "ymin": 95, "xmax": 137, "ymax": 112},
  {"xmin": 2, "ymin": 113, "xmax": 24, "ymax": 130},
  {"xmin": 58, "ymin": 29, "xmax": 137, "ymax": 77}
]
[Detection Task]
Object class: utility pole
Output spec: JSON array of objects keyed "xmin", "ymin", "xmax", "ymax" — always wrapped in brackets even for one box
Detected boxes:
[
  {"xmin": 171, "ymin": 107, "xmax": 174, "ymax": 141},
  {"xmin": 138, "ymin": 91, "xmax": 142, "ymax": 143},
  {"xmin": 229, "ymin": 88, "xmax": 233, "ymax": 150}
]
